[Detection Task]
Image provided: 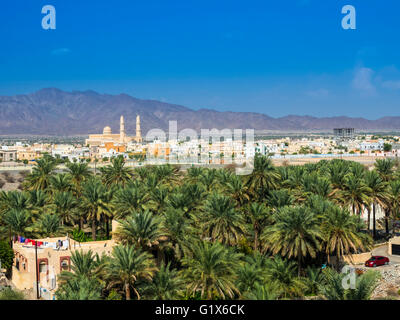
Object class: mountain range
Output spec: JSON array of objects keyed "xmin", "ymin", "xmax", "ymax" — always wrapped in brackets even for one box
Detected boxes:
[{"xmin": 0, "ymin": 88, "xmax": 399, "ymax": 135}]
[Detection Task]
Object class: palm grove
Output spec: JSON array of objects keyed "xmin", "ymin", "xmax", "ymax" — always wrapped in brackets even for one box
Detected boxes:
[{"xmin": 2, "ymin": 154, "xmax": 399, "ymax": 300}]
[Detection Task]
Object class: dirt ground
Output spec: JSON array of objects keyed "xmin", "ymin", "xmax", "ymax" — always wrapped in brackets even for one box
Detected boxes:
[{"xmin": 0, "ymin": 170, "xmax": 29, "ymax": 191}]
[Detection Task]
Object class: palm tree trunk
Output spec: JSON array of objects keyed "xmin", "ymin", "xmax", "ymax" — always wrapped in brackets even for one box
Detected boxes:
[
  {"xmin": 297, "ymin": 251, "xmax": 301, "ymax": 277},
  {"xmin": 105, "ymin": 217, "xmax": 110, "ymax": 239},
  {"xmin": 254, "ymin": 227, "xmax": 258, "ymax": 252},
  {"xmin": 125, "ymin": 283, "xmax": 131, "ymax": 300},
  {"xmin": 385, "ymin": 209, "xmax": 390, "ymax": 235},
  {"xmin": 367, "ymin": 207, "xmax": 371, "ymax": 231},
  {"xmin": 373, "ymin": 202, "xmax": 376, "ymax": 240},
  {"xmin": 80, "ymin": 217, "xmax": 84, "ymax": 230},
  {"xmin": 92, "ymin": 219, "xmax": 97, "ymax": 240},
  {"xmin": 9, "ymin": 227, "xmax": 12, "ymax": 249}
]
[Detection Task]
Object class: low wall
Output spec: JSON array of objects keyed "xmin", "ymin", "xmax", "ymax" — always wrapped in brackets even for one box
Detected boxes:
[{"xmin": 329, "ymin": 252, "xmax": 372, "ymax": 265}]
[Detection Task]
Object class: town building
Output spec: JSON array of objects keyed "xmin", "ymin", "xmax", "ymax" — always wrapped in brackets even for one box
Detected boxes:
[
  {"xmin": 0, "ymin": 147, "xmax": 17, "ymax": 162},
  {"xmin": 11, "ymin": 222, "xmax": 120, "ymax": 300},
  {"xmin": 85, "ymin": 115, "xmax": 142, "ymax": 147}
]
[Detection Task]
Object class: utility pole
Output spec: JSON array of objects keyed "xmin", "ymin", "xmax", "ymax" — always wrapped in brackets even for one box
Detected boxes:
[{"xmin": 35, "ymin": 241, "xmax": 39, "ymax": 299}]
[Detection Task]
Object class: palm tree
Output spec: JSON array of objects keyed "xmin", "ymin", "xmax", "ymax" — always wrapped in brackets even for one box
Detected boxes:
[
  {"xmin": 321, "ymin": 206, "xmax": 368, "ymax": 270},
  {"xmin": 3, "ymin": 208, "xmax": 30, "ymax": 237},
  {"xmin": 142, "ymin": 262, "xmax": 184, "ymax": 299},
  {"xmin": 267, "ymin": 189, "xmax": 294, "ymax": 210},
  {"xmin": 199, "ymin": 169, "xmax": 217, "ymax": 192},
  {"xmin": 53, "ymin": 191, "xmax": 77, "ymax": 225},
  {"xmin": 246, "ymin": 154, "xmax": 280, "ymax": 200},
  {"xmin": 246, "ymin": 202, "xmax": 269, "ymax": 251},
  {"xmin": 100, "ymin": 155, "xmax": 133, "ymax": 187},
  {"xmin": 318, "ymin": 268, "xmax": 345, "ymax": 300},
  {"xmin": 364, "ymin": 170, "xmax": 389, "ymax": 239},
  {"xmin": 0, "ymin": 191, "xmax": 32, "ymax": 244},
  {"xmin": 185, "ymin": 167, "xmax": 203, "ymax": 183},
  {"xmin": 313, "ymin": 177, "xmax": 332, "ymax": 199},
  {"xmin": 162, "ymin": 208, "xmax": 190, "ymax": 260},
  {"xmin": 112, "ymin": 186, "xmax": 149, "ymax": 218},
  {"xmin": 264, "ymin": 256, "xmax": 306, "ymax": 299},
  {"xmin": 59, "ymin": 250, "xmax": 106, "ymax": 283},
  {"xmin": 24, "ymin": 156, "xmax": 57, "ymax": 190},
  {"xmin": 242, "ymin": 282, "xmax": 280, "ymax": 300},
  {"xmin": 200, "ymin": 193, "xmax": 246, "ymax": 246},
  {"xmin": 0, "ymin": 190, "xmax": 31, "ymax": 213},
  {"xmin": 65, "ymin": 161, "xmax": 92, "ymax": 193},
  {"xmin": 81, "ymin": 178, "xmax": 108, "ymax": 240},
  {"xmin": 33, "ymin": 213, "xmax": 63, "ymax": 237},
  {"xmin": 386, "ymin": 180, "xmax": 400, "ymax": 234},
  {"xmin": 49, "ymin": 173, "xmax": 73, "ymax": 193},
  {"xmin": 224, "ymin": 174, "xmax": 250, "ymax": 207},
  {"xmin": 262, "ymin": 206, "xmax": 321, "ymax": 276},
  {"xmin": 152, "ymin": 164, "xmax": 180, "ymax": 184},
  {"xmin": 285, "ymin": 166, "xmax": 305, "ymax": 190},
  {"xmin": 28, "ymin": 190, "xmax": 48, "ymax": 221},
  {"xmin": 150, "ymin": 186, "xmax": 169, "ymax": 214},
  {"xmin": 375, "ymin": 158, "xmax": 395, "ymax": 182},
  {"xmin": 337, "ymin": 174, "xmax": 370, "ymax": 217},
  {"xmin": 106, "ymin": 245, "xmax": 156, "ymax": 300},
  {"xmin": 134, "ymin": 166, "xmax": 151, "ymax": 181},
  {"xmin": 304, "ymin": 266, "xmax": 323, "ymax": 296},
  {"xmin": 345, "ymin": 270, "xmax": 380, "ymax": 300},
  {"xmin": 167, "ymin": 191, "xmax": 199, "ymax": 216},
  {"xmin": 114, "ymin": 210, "xmax": 165, "ymax": 251},
  {"xmin": 180, "ymin": 240, "xmax": 242, "ymax": 299},
  {"xmin": 236, "ymin": 262, "xmax": 264, "ymax": 294},
  {"xmin": 319, "ymin": 268, "xmax": 379, "ymax": 300},
  {"xmin": 56, "ymin": 277, "xmax": 103, "ymax": 300},
  {"xmin": 327, "ymin": 160, "xmax": 349, "ymax": 192}
]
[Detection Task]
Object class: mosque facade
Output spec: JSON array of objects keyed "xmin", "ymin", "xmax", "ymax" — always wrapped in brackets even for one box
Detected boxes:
[{"xmin": 85, "ymin": 115, "xmax": 142, "ymax": 147}]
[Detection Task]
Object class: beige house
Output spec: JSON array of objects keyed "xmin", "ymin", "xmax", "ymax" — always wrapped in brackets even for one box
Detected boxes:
[
  {"xmin": 11, "ymin": 221, "xmax": 120, "ymax": 300},
  {"xmin": 0, "ymin": 149, "xmax": 17, "ymax": 162}
]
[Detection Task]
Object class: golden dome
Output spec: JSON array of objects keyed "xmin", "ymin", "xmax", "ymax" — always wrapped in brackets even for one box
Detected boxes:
[{"xmin": 103, "ymin": 126, "xmax": 112, "ymax": 135}]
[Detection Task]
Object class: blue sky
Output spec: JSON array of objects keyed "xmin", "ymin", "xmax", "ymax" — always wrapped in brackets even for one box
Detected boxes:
[{"xmin": 0, "ymin": 0, "xmax": 399, "ymax": 119}]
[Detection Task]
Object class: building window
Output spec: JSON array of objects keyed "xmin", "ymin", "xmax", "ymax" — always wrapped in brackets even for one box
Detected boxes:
[
  {"xmin": 60, "ymin": 257, "xmax": 71, "ymax": 271},
  {"xmin": 39, "ymin": 261, "xmax": 47, "ymax": 273},
  {"xmin": 60, "ymin": 260, "xmax": 69, "ymax": 271}
]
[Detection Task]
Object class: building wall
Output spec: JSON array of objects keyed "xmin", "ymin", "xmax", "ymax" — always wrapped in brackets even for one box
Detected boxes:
[
  {"xmin": 11, "ymin": 236, "xmax": 116, "ymax": 298},
  {"xmin": 0, "ymin": 150, "xmax": 17, "ymax": 162}
]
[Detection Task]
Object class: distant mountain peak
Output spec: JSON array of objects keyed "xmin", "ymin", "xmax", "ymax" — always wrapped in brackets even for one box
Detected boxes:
[{"xmin": 0, "ymin": 88, "xmax": 399, "ymax": 135}]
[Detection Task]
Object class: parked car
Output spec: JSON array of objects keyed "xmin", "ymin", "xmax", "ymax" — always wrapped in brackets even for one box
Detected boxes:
[{"xmin": 365, "ymin": 256, "xmax": 389, "ymax": 267}]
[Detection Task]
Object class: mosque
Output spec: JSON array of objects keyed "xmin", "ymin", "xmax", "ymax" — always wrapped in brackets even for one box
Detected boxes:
[{"xmin": 85, "ymin": 115, "xmax": 142, "ymax": 147}]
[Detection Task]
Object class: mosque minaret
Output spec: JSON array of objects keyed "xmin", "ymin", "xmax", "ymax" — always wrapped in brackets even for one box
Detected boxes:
[
  {"xmin": 136, "ymin": 115, "xmax": 141, "ymax": 141},
  {"xmin": 120, "ymin": 115, "xmax": 126, "ymax": 143},
  {"xmin": 85, "ymin": 114, "xmax": 142, "ymax": 147}
]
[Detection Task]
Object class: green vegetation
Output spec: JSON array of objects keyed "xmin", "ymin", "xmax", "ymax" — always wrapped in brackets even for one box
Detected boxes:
[
  {"xmin": 384, "ymin": 143, "xmax": 393, "ymax": 152},
  {"xmin": 0, "ymin": 241, "xmax": 14, "ymax": 271},
  {"xmin": 1, "ymin": 154, "xmax": 397, "ymax": 300},
  {"xmin": 0, "ymin": 288, "xmax": 25, "ymax": 300}
]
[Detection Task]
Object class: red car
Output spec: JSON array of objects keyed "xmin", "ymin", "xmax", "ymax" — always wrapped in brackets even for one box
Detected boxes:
[{"xmin": 365, "ymin": 256, "xmax": 389, "ymax": 267}]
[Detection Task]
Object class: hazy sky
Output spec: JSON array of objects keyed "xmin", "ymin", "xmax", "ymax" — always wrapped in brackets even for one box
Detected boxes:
[{"xmin": 0, "ymin": 0, "xmax": 399, "ymax": 119}]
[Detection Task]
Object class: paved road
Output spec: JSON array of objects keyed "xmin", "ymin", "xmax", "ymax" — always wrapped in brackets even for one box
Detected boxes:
[{"xmin": 372, "ymin": 245, "xmax": 400, "ymax": 265}]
